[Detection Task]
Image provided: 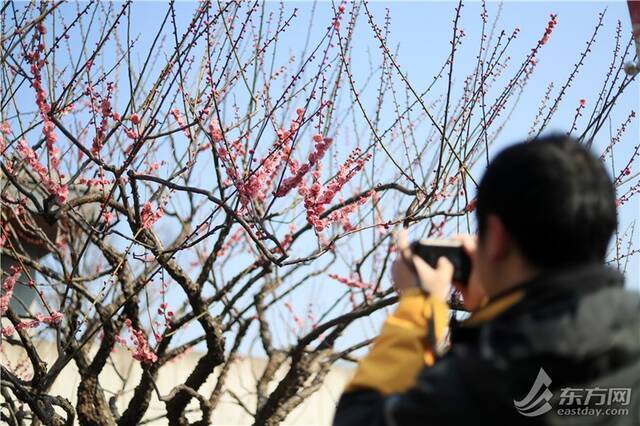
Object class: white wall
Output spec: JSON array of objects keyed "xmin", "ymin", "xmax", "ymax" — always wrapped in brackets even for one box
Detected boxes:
[{"xmin": 1, "ymin": 341, "xmax": 354, "ymax": 425}]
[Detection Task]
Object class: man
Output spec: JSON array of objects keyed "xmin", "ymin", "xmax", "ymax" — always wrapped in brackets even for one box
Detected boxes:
[{"xmin": 333, "ymin": 135, "xmax": 640, "ymax": 425}]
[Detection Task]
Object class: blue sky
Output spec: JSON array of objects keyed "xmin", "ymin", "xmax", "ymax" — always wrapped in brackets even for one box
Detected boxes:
[
  {"xmin": 265, "ymin": 0, "xmax": 640, "ymax": 351},
  {"xmin": 10, "ymin": 1, "xmax": 639, "ymax": 355}
]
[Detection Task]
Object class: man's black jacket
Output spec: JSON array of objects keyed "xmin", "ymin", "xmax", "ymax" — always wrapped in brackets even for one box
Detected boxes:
[{"xmin": 333, "ymin": 265, "xmax": 640, "ymax": 425}]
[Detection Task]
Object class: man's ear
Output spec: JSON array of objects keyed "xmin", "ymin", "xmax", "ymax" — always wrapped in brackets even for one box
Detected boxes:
[{"xmin": 485, "ymin": 214, "xmax": 511, "ymax": 262}]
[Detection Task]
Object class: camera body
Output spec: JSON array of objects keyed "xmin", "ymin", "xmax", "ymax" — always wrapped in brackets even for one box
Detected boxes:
[{"xmin": 410, "ymin": 239, "xmax": 471, "ymax": 283}]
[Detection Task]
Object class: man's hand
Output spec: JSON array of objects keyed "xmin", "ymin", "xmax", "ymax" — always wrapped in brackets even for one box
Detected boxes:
[
  {"xmin": 452, "ymin": 235, "xmax": 486, "ymax": 311},
  {"xmin": 391, "ymin": 231, "xmax": 453, "ymax": 302}
]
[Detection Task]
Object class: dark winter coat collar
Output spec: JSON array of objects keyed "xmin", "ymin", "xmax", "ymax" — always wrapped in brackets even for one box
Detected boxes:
[{"xmin": 451, "ymin": 264, "xmax": 640, "ymax": 371}]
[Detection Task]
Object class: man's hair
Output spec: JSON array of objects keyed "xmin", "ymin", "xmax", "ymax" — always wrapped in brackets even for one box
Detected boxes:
[{"xmin": 476, "ymin": 134, "xmax": 617, "ymax": 268}]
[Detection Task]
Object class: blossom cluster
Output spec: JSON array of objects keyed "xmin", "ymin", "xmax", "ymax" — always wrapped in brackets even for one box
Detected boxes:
[
  {"xmin": 4, "ymin": 310, "xmax": 65, "ymax": 337},
  {"xmin": 154, "ymin": 302, "xmax": 174, "ymax": 343},
  {"xmin": 330, "ymin": 273, "xmax": 376, "ymax": 309},
  {"xmin": 216, "ymin": 228, "xmax": 244, "ymax": 257},
  {"xmin": 206, "ymin": 104, "xmax": 368, "ymax": 231},
  {"xmin": 283, "ymin": 301, "xmax": 305, "ymax": 331},
  {"xmin": 299, "ymin": 149, "xmax": 372, "ymax": 233},
  {"xmin": 118, "ymin": 319, "xmax": 158, "ymax": 364},
  {"xmin": 21, "ymin": 23, "xmax": 69, "ymax": 204},
  {"xmin": 540, "ymin": 14, "xmax": 558, "ymax": 46},
  {"xmin": 243, "ymin": 110, "xmax": 309, "ymax": 201},
  {"xmin": 276, "ymin": 223, "xmax": 296, "ymax": 254},
  {"xmin": 209, "ymin": 118, "xmax": 224, "ymax": 143},
  {"xmin": 0, "ymin": 264, "xmax": 64, "ymax": 337},
  {"xmin": 0, "ymin": 121, "xmax": 11, "ymax": 135},
  {"xmin": 88, "ymin": 82, "xmax": 116, "ymax": 156},
  {"xmin": 324, "ymin": 192, "xmax": 372, "ymax": 232},
  {"xmin": 118, "ymin": 113, "xmax": 141, "ymax": 146},
  {"xmin": 318, "ymin": 148, "xmax": 369, "ymax": 206},
  {"xmin": 17, "ymin": 139, "xmax": 69, "ymax": 204},
  {"xmin": 0, "ymin": 348, "xmax": 33, "ymax": 381},
  {"xmin": 78, "ymin": 177, "xmax": 113, "ymax": 188},
  {"xmin": 328, "ymin": 273, "xmax": 371, "ymax": 290},
  {"xmin": 140, "ymin": 201, "xmax": 165, "ymax": 229},
  {"xmin": 28, "ymin": 33, "xmax": 60, "ymax": 169},
  {"xmin": 274, "ymin": 132, "xmax": 332, "ymax": 197},
  {"xmin": 0, "ymin": 266, "xmax": 22, "ymax": 316},
  {"xmin": 520, "ymin": 14, "xmax": 557, "ymax": 82},
  {"xmin": 170, "ymin": 108, "xmax": 192, "ymax": 139},
  {"xmin": 37, "ymin": 311, "xmax": 64, "ymax": 325},
  {"xmin": 333, "ymin": 3, "xmax": 347, "ymax": 30},
  {"xmin": 212, "ymin": 109, "xmax": 304, "ymax": 207}
]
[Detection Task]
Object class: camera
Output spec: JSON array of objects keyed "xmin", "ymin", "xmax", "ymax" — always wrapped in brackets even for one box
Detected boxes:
[{"xmin": 410, "ymin": 239, "xmax": 471, "ymax": 283}]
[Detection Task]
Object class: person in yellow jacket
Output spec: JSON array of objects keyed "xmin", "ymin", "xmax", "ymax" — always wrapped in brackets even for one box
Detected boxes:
[
  {"xmin": 344, "ymin": 231, "xmax": 490, "ymax": 396},
  {"xmin": 333, "ymin": 135, "xmax": 640, "ymax": 426}
]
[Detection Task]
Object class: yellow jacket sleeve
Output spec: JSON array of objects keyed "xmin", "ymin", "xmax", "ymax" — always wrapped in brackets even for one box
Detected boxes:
[{"xmin": 345, "ymin": 288, "xmax": 449, "ymax": 395}]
